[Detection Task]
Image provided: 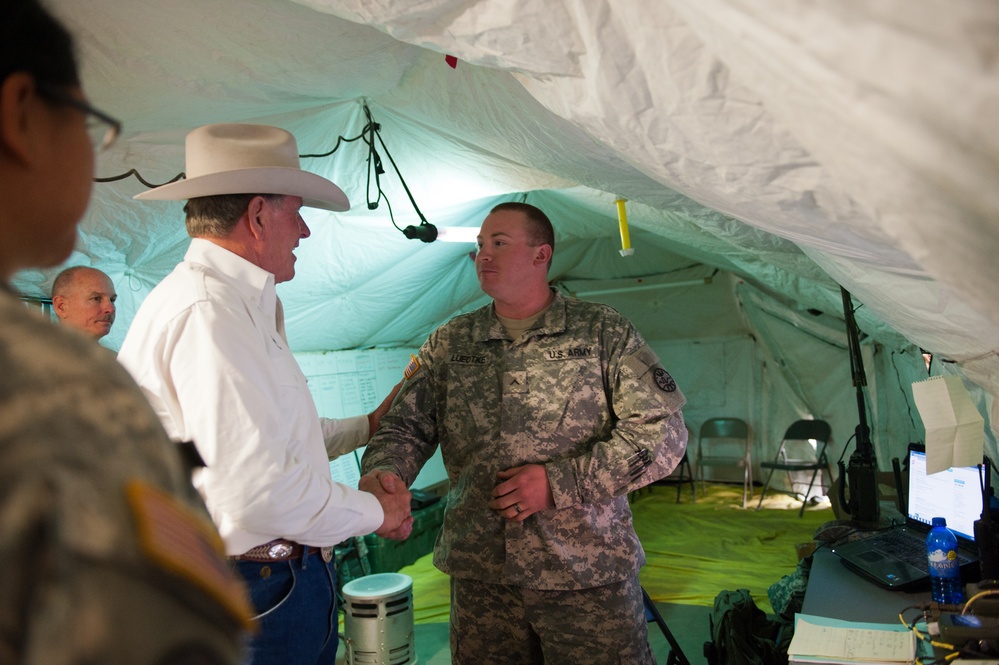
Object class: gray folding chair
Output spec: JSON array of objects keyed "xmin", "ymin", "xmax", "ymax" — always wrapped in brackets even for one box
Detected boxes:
[
  {"xmin": 695, "ymin": 418, "xmax": 752, "ymax": 508},
  {"xmin": 755, "ymin": 419, "xmax": 832, "ymax": 517}
]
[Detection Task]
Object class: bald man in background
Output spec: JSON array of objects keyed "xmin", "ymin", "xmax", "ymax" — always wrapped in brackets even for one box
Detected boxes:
[{"xmin": 52, "ymin": 265, "xmax": 116, "ymax": 339}]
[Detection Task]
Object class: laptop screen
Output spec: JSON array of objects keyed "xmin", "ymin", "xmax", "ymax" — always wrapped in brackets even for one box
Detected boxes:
[{"xmin": 907, "ymin": 446, "xmax": 983, "ymax": 541}]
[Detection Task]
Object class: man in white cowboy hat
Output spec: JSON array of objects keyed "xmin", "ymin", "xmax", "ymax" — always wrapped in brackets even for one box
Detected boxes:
[{"xmin": 118, "ymin": 123, "xmax": 414, "ymax": 665}]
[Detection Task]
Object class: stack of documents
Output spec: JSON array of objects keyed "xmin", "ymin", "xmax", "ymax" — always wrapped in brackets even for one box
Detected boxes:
[{"xmin": 788, "ymin": 614, "xmax": 917, "ymax": 665}]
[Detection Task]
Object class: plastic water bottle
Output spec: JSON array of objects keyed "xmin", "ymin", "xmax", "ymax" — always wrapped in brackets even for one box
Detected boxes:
[{"xmin": 927, "ymin": 517, "xmax": 964, "ymax": 604}]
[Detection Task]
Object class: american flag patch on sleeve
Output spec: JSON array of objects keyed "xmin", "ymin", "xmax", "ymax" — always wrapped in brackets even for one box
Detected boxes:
[
  {"xmin": 126, "ymin": 480, "xmax": 254, "ymax": 629},
  {"xmin": 404, "ymin": 354, "xmax": 422, "ymax": 381}
]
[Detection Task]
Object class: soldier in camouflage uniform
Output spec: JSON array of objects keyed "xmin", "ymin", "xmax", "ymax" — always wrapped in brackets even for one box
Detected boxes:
[
  {"xmin": 362, "ymin": 202, "xmax": 687, "ymax": 664},
  {"xmin": 0, "ymin": 2, "xmax": 250, "ymax": 662}
]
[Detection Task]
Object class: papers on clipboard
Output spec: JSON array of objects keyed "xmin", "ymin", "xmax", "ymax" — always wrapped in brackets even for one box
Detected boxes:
[
  {"xmin": 911, "ymin": 375, "xmax": 985, "ymax": 474},
  {"xmin": 788, "ymin": 614, "xmax": 917, "ymax": 664}
]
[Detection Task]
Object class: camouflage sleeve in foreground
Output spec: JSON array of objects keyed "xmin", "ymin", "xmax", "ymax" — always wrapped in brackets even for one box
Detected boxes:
[{"xmin": 0, "ymin": 293, "xmax": 248, "ymax": 664}]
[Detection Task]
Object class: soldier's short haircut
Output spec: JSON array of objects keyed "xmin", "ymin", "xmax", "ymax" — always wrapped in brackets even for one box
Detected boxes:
[
  {"xmin": 2, "ymin": 0, "xmax": 79, "ymax": 89},
  {"xmin": 489, "ymin": 201, "xmax": 556, "ymax": 258},
  {"xmin": 183, "ymin": 194, "xmax": 284, "ymax": 238}
]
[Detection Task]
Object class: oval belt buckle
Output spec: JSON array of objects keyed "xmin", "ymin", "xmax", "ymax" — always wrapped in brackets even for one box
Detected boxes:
[
  {"xmin": 266, "ymin": 542, "xmax": 294, "ymax": 560},
  {"xmin": 321, "ymin": 546, "xmax": 334, "ymax": 563}
]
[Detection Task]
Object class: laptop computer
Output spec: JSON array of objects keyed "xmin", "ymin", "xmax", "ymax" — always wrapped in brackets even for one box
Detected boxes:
[{"xmin": 831, "ymin": 443, "xmax": 983, "ymax": 589}]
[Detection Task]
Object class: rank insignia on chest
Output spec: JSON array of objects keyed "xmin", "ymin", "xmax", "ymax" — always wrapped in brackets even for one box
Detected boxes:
[
  {"xmin": 404, "ymin": 354, "xmax": 422, "ymax": 381},
  {"xmin": 504, "ymin": 370, "xmax": 528, "ymax": 394},
  {"xmin": 653, "ymin": 368, "xmax": 677, "ymax": 392}
]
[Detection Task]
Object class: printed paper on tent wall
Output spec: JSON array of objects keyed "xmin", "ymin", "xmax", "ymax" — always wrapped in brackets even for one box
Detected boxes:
[{"xmin": 912, "ymin": 375, "xmax": 985, "ymax": 474}]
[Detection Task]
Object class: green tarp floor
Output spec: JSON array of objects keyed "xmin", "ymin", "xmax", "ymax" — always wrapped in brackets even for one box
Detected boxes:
[{"xmin": 394, "ymin": 483, "xmax": 833, "ymax": 624}]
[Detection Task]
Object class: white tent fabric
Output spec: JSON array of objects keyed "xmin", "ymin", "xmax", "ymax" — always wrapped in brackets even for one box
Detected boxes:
[{"xmin": 15, "ymin": 0, "xmax": 998, "ymax": 480}]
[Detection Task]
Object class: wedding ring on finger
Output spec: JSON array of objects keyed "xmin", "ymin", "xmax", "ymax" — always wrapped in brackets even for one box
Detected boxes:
[{"xmin": 514, "ymin": 503, "xmax": 523, "ymax": 514}]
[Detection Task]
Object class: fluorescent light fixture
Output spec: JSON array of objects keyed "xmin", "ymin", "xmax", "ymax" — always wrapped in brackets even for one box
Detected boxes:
[
  {"xmin": 402, "ymin": 223, "xmax": 480, "ymax": 243},
  {"xmin": 435, "ymin": 226, "xmax": 480, "ymax": 243}
]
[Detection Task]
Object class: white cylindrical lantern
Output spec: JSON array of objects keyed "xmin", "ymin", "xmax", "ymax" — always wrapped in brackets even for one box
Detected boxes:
[{"xmin": 342, "ymin": 572, "xmax": 417, "ymax": 665}]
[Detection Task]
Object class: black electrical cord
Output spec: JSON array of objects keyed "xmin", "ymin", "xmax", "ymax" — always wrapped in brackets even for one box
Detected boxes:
[
  {"xmin": 298, "ymin": 130, "xmax": 366, "ymax": 159},
  {"xmin": 94, "ymin": 126, "xmax": 368, "ymax": 187},
  {"xmin": 92, "ymin": 102, "xmax": 434, "ymax": 241},
  {"xmin": 94, "ymin": 169, "xmax": 186, "ymax": 187},
  {"xmin": 360, "ymin": 104, "xmax": 435, "ymax": 241}
]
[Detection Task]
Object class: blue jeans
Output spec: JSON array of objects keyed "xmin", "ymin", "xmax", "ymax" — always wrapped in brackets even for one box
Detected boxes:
[{"xmin": 235, "ymin": 549, "xmax": 338, "ymax": 665}]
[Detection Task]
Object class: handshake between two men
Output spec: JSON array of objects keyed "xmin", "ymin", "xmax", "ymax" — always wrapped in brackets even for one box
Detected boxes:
[{"xmin": 358, "ymin": 462, "xmax": 558, "ymax": 542}]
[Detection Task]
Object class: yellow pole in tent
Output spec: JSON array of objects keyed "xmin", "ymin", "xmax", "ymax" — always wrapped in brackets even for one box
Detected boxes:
[{"xmin": 615, "ymin": 198, "xmax": 634, "ymax": 257}]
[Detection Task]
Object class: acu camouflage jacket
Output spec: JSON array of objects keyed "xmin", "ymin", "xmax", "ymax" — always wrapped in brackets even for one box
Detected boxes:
[{"xmin": 363, "ymin": 289, "xmax": 687, "ymax": 590}]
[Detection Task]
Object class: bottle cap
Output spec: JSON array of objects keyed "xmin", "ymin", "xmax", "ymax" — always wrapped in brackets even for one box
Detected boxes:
[{"xmin": 932, "ymin": 516, "xmax": 947, "ymax": 527}]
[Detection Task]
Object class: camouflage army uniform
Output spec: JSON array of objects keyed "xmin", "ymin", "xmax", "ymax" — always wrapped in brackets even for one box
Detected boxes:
[
  {"xmin": 0, "ymin": 288, "xmax": 250, "ymax": 665},
  {"xmin": 363, "ymin": 289, "xmax": 687, "ymax": 663}
]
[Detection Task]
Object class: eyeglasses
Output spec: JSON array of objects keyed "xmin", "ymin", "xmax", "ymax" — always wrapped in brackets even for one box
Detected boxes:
[{"xmin": 35, "ymin": 82, "xmax": 122, "ymax": 152}]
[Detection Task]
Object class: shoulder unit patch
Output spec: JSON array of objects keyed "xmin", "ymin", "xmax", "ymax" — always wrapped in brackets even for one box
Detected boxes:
[{"xmin": 653, "ymin": 368, "xmax": 677, "ymax": 392}]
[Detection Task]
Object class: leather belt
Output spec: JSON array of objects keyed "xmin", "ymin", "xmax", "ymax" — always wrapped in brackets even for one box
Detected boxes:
[{"xmin": 231, "ymin": 539, "xmax": 334, "ymax": 563}]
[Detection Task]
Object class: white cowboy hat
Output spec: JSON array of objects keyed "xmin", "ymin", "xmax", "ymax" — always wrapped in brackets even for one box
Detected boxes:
[{"xmin": 134, "ymin": 123, "xmax": 350, "ymax": 212}]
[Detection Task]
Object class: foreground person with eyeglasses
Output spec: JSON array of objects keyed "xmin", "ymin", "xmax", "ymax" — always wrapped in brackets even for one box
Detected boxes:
[{"xmin": 0, "ymin": 1, "xmax": 252, "ymax": 663}]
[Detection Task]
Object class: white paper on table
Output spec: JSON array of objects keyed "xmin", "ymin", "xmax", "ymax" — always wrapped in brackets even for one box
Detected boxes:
[{"xmin": 788, "ymin": 615, "xmax": 915, "ymax": 663}]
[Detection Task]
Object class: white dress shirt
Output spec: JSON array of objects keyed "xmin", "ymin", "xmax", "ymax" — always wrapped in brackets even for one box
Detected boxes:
[{"xmin": 118, "ymin": 239, "xmax": 383, "ymax": 555}]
